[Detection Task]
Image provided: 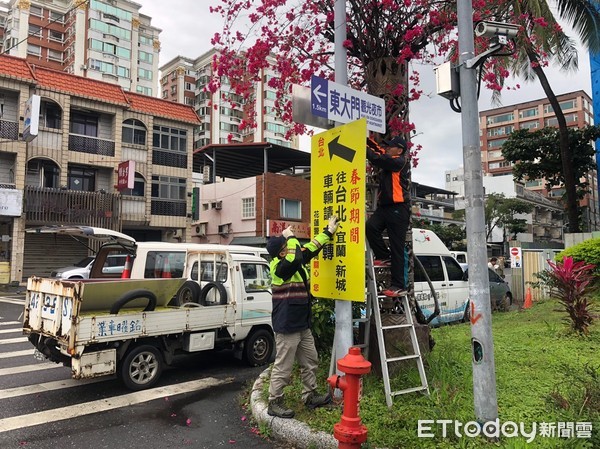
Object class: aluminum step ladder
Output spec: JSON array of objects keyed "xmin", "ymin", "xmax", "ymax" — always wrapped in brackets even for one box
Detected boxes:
[{"xmin": 366, "ymin": 243, "xmax": 429, "ymax": 408}]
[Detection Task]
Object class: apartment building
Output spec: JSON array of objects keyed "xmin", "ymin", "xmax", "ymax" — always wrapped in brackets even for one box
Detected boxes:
[
  {"xmin": 0, "ymin": 54, "xmax": 200, "ymax": 283},
  {"xmin": 479, "ymin": 90, "xmax": 599, "ymax": 232},
  {"xmin": 191, "ymin": 143, "xmax": 462, "ymax": 245},
  {"xmin": 159, "ymin": 49, "xmax": 299, "ymax": 150},
  {"xmin": 446, "ymin": 169, "xmax": 564, "ymax": 245},
  {"xmin": 0, "ymin": 0, "xmax": 160, "ymax": 96}
]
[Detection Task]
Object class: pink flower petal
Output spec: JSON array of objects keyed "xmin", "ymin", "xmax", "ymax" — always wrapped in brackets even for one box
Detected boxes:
[{"xmin": 186, "ymin": 418, "xmax": 192, "ymax": 426}]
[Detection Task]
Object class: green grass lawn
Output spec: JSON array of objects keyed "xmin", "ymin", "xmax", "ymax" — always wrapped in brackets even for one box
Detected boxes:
[{"xmin": 273, "ymin": 297, "xmax": 600, "ymax": 448}]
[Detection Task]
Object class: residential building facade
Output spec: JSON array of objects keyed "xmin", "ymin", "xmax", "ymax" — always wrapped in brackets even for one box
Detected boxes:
[
  {"xmin": 479, "ymin": 90, "xmax": 599, "ymax": 231},
  {"xmin": 446, "ymin": 168, "xmax": 564, "ymax": 245},
  {"xmin": 0, "ymin": 0, "xmax": 160, "ymax": 96},
  {"xmin": 193, "ymin": 165, "xmax": 462, "ymax": 245},
  {"xmin": 159, "ymin": 49, "xmax": 299, "ymax": 150},
  {"xmin": 0, "ymin": 54, "xmax": 199, "ymax": 283}
]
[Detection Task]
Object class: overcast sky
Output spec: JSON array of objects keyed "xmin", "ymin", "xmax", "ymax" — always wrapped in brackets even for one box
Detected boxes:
[{"xmin": 140, "ymin": 1, "xmax": 592, "ymax": 188}]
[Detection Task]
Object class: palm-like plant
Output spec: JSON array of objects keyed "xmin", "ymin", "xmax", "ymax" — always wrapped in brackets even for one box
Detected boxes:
[
  {"xmin": 480, "ymin": 0, "xmax": 600, "ymax": 233},
  {"xmin": 546, "ymin": 256, "xmax": 596, "ymax": 335}
]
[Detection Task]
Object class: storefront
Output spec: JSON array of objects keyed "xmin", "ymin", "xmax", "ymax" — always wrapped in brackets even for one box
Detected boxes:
[{"xmin": 0, "ymin": 187, "xmax": 23, "ymax": 284}]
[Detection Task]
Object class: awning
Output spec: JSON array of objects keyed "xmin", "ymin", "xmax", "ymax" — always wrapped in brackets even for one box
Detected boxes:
[
  {"xmin": 230, "ymin": 236, "xmax": 267, "ymax": 246},
  {"xmin": 193, "ymin": 142, "xmax": 311, "ymax": 180}
]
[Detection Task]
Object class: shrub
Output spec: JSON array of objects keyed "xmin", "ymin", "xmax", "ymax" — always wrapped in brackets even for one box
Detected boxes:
[
  {"xmin": 546, "ymin": 256, "xmax": 597, "ymax": 335},
  {"xmin": 557, "ymin": 237, "xmax": 600, "ymax": 276},
  {"xmin": 311, "ymin": 298, "xmax": 335, "ymax": 352}
]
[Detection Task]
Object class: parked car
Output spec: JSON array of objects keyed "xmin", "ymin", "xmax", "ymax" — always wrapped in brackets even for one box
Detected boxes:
[
  {"xmin": 464, "ymin": 268, "xmax": 512, "ymax": 311},
  {"xmin": 51, "ymin": 254, "xmax": 127, "ymax": 279},
  {"xmin": 50, "ymin": 256, "xmax": 95, "ymax": 279},
  {"xmin": 450, "ymin": 251, "xmax": 468, "ymax": 271}
]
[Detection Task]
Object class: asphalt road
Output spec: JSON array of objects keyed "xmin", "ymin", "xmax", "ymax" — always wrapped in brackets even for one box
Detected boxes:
[{"xmin": 0, "ymin": 293, "xmax": 289, "ymax": 449}]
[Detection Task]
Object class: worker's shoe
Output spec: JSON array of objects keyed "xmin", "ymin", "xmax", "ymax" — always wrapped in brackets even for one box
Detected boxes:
[
  {"xmin": 267, "ymin": 399, "xmax": 295, "ymax": 419},
  {"xmin": 304, "ymin": 392, "xmax": 332, "ymax": 410},
  {"xmin": 382, "ymin": 287, "xmax": 407, "ymax": 297}
]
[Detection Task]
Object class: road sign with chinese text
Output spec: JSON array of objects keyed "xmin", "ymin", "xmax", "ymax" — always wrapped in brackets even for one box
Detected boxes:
[
  {"xmin": 310, "ymin": 75, "xmax": 386, "ymax": 134},
  {"xmin": 310, "ymin": 119, "xmax": 367, "ymax": 301}
]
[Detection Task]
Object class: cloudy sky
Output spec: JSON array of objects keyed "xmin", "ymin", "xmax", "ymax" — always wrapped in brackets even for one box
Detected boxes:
[{"xmin": 140, "ymin": 1, "xmax": 592, "ymax": 188}]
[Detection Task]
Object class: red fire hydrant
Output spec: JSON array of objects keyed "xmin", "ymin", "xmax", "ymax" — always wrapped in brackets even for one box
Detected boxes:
[{"xmin": 327, "ymin": 346, "xmax": 371, "ymax": 449}]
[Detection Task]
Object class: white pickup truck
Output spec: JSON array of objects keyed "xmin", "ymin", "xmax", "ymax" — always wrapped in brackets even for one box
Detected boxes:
[{"xmin": 23, "ymin": 226, "xmax": 274, "ymax": 390}]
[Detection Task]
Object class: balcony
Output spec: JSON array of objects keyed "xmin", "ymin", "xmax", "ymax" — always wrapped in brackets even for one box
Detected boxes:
[
  {"xmin": 24, "ymin": 186, "xmax": 121, "ymax": 229},
  {"xmin": 151, "ymin": 199, "xmax": 186, "ymax": 217},
  {"xmin": 152, "ymin": 149, "xmax": 187, "ymax": 169},
  {"xmin": 69, "ymin": 134, "xmax": 115, "ymax": 156},
  {"xmin": 0, "ymin": 119, "xmax": 19, "ymax": 140}
]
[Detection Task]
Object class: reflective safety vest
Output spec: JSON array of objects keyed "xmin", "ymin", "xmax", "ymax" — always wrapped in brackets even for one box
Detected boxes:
[{"xmin": 269, "ymin": 232, "xmax": 331, "ymax": 333}]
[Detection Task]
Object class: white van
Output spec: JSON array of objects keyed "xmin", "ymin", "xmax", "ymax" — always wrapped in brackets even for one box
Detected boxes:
[
  {"xmin": 450, "ymin": 251, "xmax": 468, "ymax": 271},
  {"xmin": 412, "ymin": 229, "xmax": 469, "ymax": 325}
]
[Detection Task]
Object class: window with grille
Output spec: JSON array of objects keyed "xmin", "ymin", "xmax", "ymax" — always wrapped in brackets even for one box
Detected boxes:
[{"xmin": 242, "ymin": 197, "xmax": 255, "ymax": 219}]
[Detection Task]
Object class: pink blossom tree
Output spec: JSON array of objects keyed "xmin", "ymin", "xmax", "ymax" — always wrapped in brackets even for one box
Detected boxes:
[{"xmin": 210, "ymin": 0, "xmax": 461, "ymax": 156}]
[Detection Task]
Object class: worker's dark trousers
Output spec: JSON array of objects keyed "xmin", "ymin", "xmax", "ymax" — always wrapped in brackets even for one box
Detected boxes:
[{"xmin": 366, "ymin": 202, "xmax": 410, "ymax": 290}]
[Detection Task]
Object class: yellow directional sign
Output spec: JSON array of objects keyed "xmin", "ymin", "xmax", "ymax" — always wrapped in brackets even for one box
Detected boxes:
[{"xmin": 310, "ymin": 118, "xmax": 366, "ymax": 301}]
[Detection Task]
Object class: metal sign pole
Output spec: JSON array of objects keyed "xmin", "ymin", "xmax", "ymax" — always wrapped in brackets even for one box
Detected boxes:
[
  {"xmin": 457, "ymin": 0, "xmax": 499, "ymax": 423},
  {"xmin": 333, "ymin": 0, "xmax": 353, "ymax": 368}
]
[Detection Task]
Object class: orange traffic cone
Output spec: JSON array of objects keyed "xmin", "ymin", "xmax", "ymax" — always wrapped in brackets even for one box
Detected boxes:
[
  {"xmin": 162, "ymin": 257, "xmax": 172, "ymax": 278},
  {"xmin": 121, "ymin": 255, "xmax": 132, "ymax": 279},
  {"xmin": 524, "ymin": 287, "xmax": 533, "ymax": 309}
]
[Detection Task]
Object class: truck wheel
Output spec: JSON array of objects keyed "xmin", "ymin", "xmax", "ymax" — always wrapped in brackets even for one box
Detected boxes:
[
  {"xmin": 243, "ymin": 329, "xmax": 274, "ymax": 366},
  {"xmin": 110, "ymin": 289, "xmax": 157, "ymax": 314},
  {"xmin": 119, "ymin": 345, "xmax": 163, "ymax": 390},
  {"xmin": 199, "ymin": 282, "xmax": 228, "ymax": 306},
  {"xmin": 170, "ymin": 281, "xmax": 201, "ymax": 306}
]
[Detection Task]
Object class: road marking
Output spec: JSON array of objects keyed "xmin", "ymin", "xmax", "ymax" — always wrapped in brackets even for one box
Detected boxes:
[
  {"xmin": 0, "ymin": 349, "xmax": 34, "ymax": 360},
  {"xmin": 0, "ymin": 298, "xmax": 25, "ymax": 306},
  {"xmin": 0, "ymin": 321, "xmax": 21, "ymax": 326},
  {"xmin": 0, "ymin": 327, "xmax": 22, "ymax": 334},
  {"xmin": 0, "ymin": 377, "xmax": 232, "ymax": 433},
  {"xmin": 0, "ymin": 363, "xmax": 63, "ymax": 377},
  {"xmin": 0, "ymin": 337, "xmax": 27, "ymax": 345},
  {"xmin": 0, "ymin": 377, "xmax": 106, "ymax": 399}
]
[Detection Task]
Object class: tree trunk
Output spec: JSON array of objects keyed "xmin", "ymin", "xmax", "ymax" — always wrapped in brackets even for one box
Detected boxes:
[
  {"xmin": 364, "ymin": 57, "xmax": 409, "ymax": 140},
  {"xmin": 527, "ymin": 49, "xmax": 580, "ymax": 233}
]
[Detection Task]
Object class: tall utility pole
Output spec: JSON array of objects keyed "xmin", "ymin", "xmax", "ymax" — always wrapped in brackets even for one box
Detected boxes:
[
  {"xmin": 333, "ymin": 0, "xmax": 354, "ymax": 367},
  {"xmin": 456, "ymin": 0, "xmax": 499, "ymax": 422}
]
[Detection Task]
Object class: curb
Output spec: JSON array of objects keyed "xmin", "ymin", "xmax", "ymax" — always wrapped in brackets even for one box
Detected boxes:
[{"xmin": 250, "ymin": 368, "xmax": 337, "ymax": 449}]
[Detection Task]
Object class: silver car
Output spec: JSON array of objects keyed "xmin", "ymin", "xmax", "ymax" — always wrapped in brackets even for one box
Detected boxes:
[
  {"xmin": 50, "ymin": 256, "xmax": 95, "ymax": 279},
  {"xmin": 51, "ymin": 254, "xmax": 127, "ymax": 279}
]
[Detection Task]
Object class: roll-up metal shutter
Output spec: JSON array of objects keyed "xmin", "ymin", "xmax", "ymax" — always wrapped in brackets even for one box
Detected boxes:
[{"xmin": 23, "ymin": 233, "xmax": 90, "ymax": 280}]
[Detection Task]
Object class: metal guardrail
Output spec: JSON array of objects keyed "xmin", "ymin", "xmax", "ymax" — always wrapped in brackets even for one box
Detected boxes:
[
  {"xmin": 24, "ymin": 186, "xmax": 121, "ymax": 229},
  {"xmin": 68, "ymin": 134, "xmax": 115, "ymax": 156}
]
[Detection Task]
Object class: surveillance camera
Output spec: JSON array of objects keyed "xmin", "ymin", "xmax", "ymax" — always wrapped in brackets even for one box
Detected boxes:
[{"xmin": 475, "ymin": 21, "xmax": 519, "ymax": 39}]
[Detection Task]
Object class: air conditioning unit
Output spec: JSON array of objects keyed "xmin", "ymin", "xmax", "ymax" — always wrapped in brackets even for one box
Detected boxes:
[
  {"xmin": 193, "ymin": 223, "xmax": 207, "ymax": 237},
  {"xmin": 81, "ymin": 64, "xmax": 88, "ymax": 70},
  {"xmin": 218, "ymin": 223, "xmax": 231, "ymax": 236},
  {"xmin": 172, "ymin": 229, "xmax": 181, "ymax": 237},
  {"xmin": 214, "ymin": 201, "xmax": 222, "ymax": 210}
]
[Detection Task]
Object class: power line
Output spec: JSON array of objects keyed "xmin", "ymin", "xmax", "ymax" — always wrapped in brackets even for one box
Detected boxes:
[{"xmin": 2, "ymin": 0, "xmax": 90, "ymax": 55}]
